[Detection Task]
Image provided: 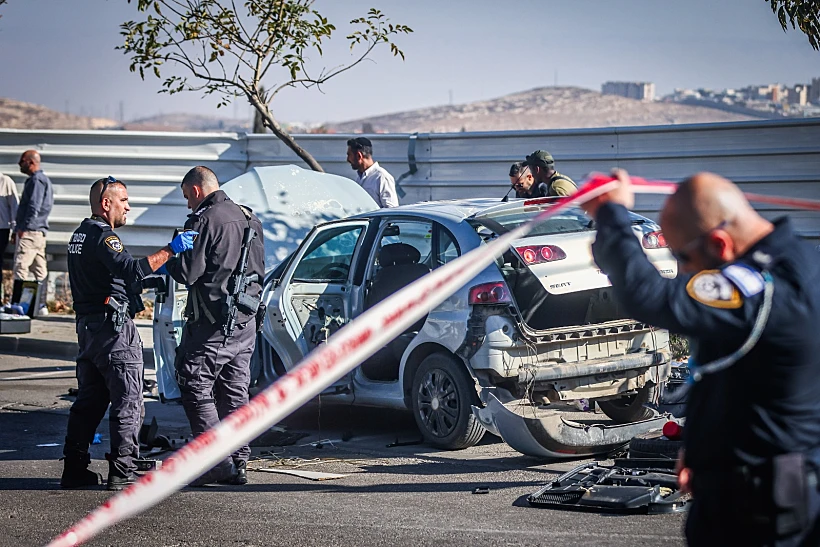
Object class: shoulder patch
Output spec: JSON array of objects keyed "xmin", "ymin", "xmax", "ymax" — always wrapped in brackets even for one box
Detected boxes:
[
  {"xmin": 686, "ymin": 270, "xmax": 743, "ymax": 309},
  {"xmin": 104, "ymin": 235, "xmax": 124, "ymax": 253},
  {"xmin": 722, "ymin": 263, "xmax": 765, "ymax": 297}
]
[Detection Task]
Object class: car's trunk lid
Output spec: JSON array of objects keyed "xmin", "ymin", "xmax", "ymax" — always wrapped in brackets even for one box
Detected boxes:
[{"xmin": 472, "ymin": 202, "xmax": 677, "ymax": 332}]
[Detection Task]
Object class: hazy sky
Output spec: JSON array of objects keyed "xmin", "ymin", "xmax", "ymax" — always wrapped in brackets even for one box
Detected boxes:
[{"xmin": 0, "ymin": 0, "xmax": 818, "ymax": 125}]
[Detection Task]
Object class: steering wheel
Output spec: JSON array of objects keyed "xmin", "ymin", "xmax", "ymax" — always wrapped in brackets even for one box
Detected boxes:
[{"xmin": 316, "ymin": 263, "xmax": 350, "ymax": 280}]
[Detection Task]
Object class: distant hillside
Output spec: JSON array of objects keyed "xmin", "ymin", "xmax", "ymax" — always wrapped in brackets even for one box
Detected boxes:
[
  {"xmin": 0, "ymin": 98, "xmax": 119, "ymax": 130},
  {"xmin": 124, "ymin": 113, "xmax": 251, "ymax": 132},
  {"xmin": 328, "ymin": 86, "xmax": 762, "ymax": 133}
]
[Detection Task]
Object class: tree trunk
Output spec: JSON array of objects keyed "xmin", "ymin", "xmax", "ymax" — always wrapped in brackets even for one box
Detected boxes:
[{"xmin": 248, "ymin": 95, "xmax": 324, "ymax": 172}]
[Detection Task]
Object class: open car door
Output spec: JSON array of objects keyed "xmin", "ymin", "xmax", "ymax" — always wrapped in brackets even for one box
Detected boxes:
[
  {"xmin": 153, "ymin": 165, "xmax": 378, "ymax": 401},
  {"xmin": 266, "ymin": 219, "xmax": 371, "ymax": 396}
]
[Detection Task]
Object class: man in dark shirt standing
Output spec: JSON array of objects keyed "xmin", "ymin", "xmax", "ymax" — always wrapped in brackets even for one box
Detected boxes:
[
  {"xmin": 582, "ymin": 169, "xmax": 820, "ymax": 546},
  {"xmin": 165, "ymin": 166, "xmax": 265, "ymax": 486},
  {"xmin": 62, "ymin": 177, "xmax": 196, "ymax": 490},
  {"xmin": 13, "ymin": 151, "xmax": 53, "ymax": 291}
]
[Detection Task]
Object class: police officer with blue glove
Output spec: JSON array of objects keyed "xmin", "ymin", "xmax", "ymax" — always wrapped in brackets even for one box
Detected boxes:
[
  {"xmin": 62, "ymin": 177, "xmax": 197, "ymax": 491},
  {"xmin": 582, "ymin": 170, "xmax": 820, "ymax": 546},
  {"xmin": 165, "ymin": 166, "xmax": 265, "ymax": 487}
]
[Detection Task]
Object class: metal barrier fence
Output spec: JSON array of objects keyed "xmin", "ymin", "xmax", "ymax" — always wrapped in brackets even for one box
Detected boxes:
[{"xmin": 0, "ymin": 117, "xmax": 817, "ymax": 269}]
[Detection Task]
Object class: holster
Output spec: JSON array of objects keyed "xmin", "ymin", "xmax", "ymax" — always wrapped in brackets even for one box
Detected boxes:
[{"xmin": 255, "ymin": 303, "xmax": 266, "ymax": 334}]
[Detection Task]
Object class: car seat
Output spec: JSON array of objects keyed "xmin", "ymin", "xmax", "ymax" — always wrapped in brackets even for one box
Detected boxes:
[
  {"xmin": 362, "ymin": 243, "xmax": 431, "ymax": 381},
  {"xmin": 366, "ymin": 243, "xmax": 431, "ymax": 319}
]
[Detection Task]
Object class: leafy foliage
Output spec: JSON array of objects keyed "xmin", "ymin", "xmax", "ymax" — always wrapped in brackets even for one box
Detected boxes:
[
  {"xmin": 769, "ymin": 0, "xmax": 820, "ymax": 50},
  {"xmin": 670, "ymin": 334, "xmax": 690, "ymax": 361},
  {"xmin": 120, "ymin": 1, "xmax": 412, "ymax": 170}
]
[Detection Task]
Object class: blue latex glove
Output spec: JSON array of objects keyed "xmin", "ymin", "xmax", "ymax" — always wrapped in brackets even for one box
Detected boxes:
[
  {"xmin": 169, "ymin": 231, "xmax": 198, "ymax": 254},
  {"xmin": 155, "ymin": 263, "xmax": 169, "ymax": 275}
]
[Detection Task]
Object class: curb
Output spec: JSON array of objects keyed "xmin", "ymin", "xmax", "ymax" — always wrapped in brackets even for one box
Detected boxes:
[{"xmin": 0, "ymin": 335, "xmax": 154, "ymax": 364}]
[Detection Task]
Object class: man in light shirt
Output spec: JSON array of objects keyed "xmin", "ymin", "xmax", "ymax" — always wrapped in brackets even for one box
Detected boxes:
[
  {"xmin": 346, "ymin": 137, "xmax": 399, "ymax": 208},
  {"xmin": 0, "ymin": 173, "xmax": 20, "ymax": 298}
]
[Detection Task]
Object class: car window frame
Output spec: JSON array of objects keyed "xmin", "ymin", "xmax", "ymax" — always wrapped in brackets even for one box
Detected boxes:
[{"xmin": 286, "ymin": 219, "xmax": 370, "ymax": 285}]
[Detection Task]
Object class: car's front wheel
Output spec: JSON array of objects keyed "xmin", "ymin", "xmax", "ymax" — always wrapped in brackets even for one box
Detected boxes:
[{"xmin": 411, "ymin": 353, "xmax": 485, "ymax": 450}]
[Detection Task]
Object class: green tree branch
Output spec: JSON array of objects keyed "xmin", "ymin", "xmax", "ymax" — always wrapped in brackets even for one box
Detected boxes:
[{"xmin": 120, "ymin": 0, "xmax": 412, "ymax": 171}]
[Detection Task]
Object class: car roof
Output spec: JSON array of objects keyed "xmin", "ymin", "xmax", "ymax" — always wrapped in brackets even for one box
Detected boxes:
[{"xmin": 349, "ymin": 197, "xmax": 572, "ymax": 224}]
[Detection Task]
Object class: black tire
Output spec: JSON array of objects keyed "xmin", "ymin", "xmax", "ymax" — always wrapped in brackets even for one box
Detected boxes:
[
  {"xmin": 628, "ymin": 429, "xmax": 683, "ymax": 460},
  {"xmin": 411, "ymin": 353, "xmax": 485, "ymax": 450},
  {"xmin": 597, "ymin": 384, "xmax": 658, "ymax": 424}
]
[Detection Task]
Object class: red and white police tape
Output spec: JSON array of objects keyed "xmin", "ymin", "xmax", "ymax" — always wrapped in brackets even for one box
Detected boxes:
[{"xmin": 46, "ymin": 173, "xmax": 820, "ymax": 547}]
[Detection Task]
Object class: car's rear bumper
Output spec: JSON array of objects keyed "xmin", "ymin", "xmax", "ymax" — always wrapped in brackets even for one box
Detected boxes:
[{"xmin": 473, "ymin": 394, "xmax": 671, "ymax": 459}]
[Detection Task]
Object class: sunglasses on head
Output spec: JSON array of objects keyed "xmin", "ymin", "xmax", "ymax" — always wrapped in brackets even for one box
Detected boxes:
[
  {"xmin": 670, "ymin": 220, "xmax": 728, "ymax": 264},
  {"xmin": 99, "ymin": 176, "xmax": 117, "ymax": 203}
]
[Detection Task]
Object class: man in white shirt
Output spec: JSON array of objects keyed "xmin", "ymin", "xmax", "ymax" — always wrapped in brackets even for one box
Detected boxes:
[
  {"xmin": 0, "ymin": 173, "xmax": 20, "ymax": 298},
  {"xmin": 346, "ymin": 137, "xmax": 399, "ymax": 208}
]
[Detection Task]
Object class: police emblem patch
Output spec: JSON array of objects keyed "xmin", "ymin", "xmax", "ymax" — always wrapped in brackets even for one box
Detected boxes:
[
  {"xmin": 686, "ymin": 270, "xmax": 743, "ymax": 309},
  {"xmin": 105, "ymin": 235, "xmax": 124, "ymax": 253}
]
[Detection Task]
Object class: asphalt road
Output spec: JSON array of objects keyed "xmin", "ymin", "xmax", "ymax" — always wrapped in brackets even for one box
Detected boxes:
[{"xmin": 0, "ymin": 348, "xmax": 686, "ymax": 547}]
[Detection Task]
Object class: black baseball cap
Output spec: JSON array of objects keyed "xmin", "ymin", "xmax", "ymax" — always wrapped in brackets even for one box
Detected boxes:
[{"xmin": 525, "ymin": 150, "xmax": 555, "ymax": 167}]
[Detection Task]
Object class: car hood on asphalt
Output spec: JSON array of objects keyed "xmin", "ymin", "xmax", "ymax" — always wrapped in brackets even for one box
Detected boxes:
[{"xmin": 221, "ymin": 165, "xmax": 379, "ymax": 270}]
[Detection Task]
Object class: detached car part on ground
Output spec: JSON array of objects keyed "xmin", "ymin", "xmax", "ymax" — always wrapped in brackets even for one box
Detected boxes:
[
  {"xmin": 154, "ymin": 166, "xmax": 678, "ymax": 457},
  {"xmin": 527, "ymin": 458, "xmax": 688, "ymax": 514}
]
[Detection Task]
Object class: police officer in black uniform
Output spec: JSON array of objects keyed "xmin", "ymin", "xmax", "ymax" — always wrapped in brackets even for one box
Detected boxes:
[
  {"xmin": 165, "ymin": 166, "xmax": 265, "ymax": 486},
  {"xmin": 582, "ymin": 170, "xmax": 820, "ymax": 546},
  {"xmin": 62, "ymin": 177, "xmax": 197, "ymax": 490}
]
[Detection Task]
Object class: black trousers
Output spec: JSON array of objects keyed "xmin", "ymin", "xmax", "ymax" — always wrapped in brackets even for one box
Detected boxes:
[
  {"xmin": 175, "ymin": 318, "xmax": 255, "ymax": 465},
  {"xmin": 65, "ymin": 316, "xmax": 144, "ymax": 476},
  {"xmin": 686, "ymin": 457, "xmax": 820, "ymax": 546},
  {"xmin": 0, "ymin": 228, "xmax": 9, "ymax": 283}
]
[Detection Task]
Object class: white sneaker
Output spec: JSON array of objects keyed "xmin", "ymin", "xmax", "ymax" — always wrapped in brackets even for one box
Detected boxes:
[{"xmin": 37, "ymin": 305, "xmax": 49, "ymax": 317}]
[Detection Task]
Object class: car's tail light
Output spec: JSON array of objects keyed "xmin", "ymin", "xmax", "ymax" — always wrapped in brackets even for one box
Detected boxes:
[
  {"xmin": 515, "ymin": 245, "xmax": 566, "ymax": 265},
  {"xmin": 642, "ymin": 231, "xmax": 668, "ymax": 249},
  {"xmin": 469, "ymin": 282, "xmax": 511, "ymax": 305}
]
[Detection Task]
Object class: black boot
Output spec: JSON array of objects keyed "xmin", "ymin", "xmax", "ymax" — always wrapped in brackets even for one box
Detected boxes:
[
  {"xmin": 191, "ymin": 460, "xmax": 236, "ymax": 487},
  {"xmin": 219, "ymin": 460, "xmax": 247, "ymax": 486},
  {"xmin": 107, "ymin": 472, "xmax": 141, "ymax": 491},
  {"xmin": 106, "ymin": 453, "xmax": 141, "ymax": 491},
  {"xmin": 60, "ymin": 441, "xmax": 102, "ymax": 489}
]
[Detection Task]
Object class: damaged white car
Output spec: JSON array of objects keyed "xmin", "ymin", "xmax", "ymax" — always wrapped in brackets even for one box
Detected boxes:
[{"xmin": 154, "ymin": 166, "xmax": 677, "ymax": 456}]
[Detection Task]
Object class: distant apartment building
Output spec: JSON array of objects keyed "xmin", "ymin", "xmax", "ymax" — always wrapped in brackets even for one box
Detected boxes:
[
  {"xmin": 811, "ymin": 77, "xmax": 820, "ymax": 105},
  {"xmin": 789, "ymin": 85, "xmax": 808, "ymax": 106},
  {"xmin": 601, "ymin": 81, "xmax": 656, "ymax": 101}
]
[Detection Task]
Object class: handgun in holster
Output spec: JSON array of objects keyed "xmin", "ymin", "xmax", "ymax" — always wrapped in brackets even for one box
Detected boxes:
[{"xmin": 104, "ymin": 296, "xmax": 128, "ymax": 333}]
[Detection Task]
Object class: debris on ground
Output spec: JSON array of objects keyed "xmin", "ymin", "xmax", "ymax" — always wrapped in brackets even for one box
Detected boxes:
[
  {"xmin": 255, "ymin": 468, "xmax": 348, "ymax": 481},
  {"xmin": 249, "ymin": 427, "xmax": 309, "ymax": 447},
  {"xmin": 138, "ymin": 416, "xmax": 176, "ymax": 453},
  {"xmin": 472, "ymin": 486, "xmax": 490, "ymax": 495},
  {"xmin": 386, "ymin": 437, "xmax": 423, "ymax": 448},
  {"xmin": 527, "ymin": 458, "xmax": 688, "ymax": 514}
]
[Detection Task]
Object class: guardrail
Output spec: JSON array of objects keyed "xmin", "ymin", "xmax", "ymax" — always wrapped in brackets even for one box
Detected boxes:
[{"xmin": 0, "ymin": 117, "xmax": 817, "ymax": 269}]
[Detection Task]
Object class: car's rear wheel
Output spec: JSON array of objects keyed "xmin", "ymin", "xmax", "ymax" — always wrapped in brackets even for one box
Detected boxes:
[
  {"xmin": 597, "ymin": 384, "xmax": 658, "ymax": 423},
  {"xmin": 411, "ymin": 353, "xmax": 485, "ymax": 450}
]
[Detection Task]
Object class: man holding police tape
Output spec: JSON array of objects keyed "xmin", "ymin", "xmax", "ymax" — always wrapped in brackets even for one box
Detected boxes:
[
  {"xmin": 582, "ymin": 170, "xmax": 820, "ymax": 546},
  {"xmin": 63, "ymin": 177, "xmax": 196, "ymax": 491},
  {"xmin": 164, "ymin": 166, "xmax": 265, "ymax": 486}
]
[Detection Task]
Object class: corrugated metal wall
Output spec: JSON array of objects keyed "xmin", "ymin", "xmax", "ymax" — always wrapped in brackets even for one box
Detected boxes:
[{"xmin": 0, "ymin": 118, "xmax": 817, "ymax": 269}]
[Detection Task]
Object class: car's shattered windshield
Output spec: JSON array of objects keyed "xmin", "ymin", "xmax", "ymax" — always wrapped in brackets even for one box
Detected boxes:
[{"xmin": 471, "ymin": 205, "xmax": 649, "ymax": 241}]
